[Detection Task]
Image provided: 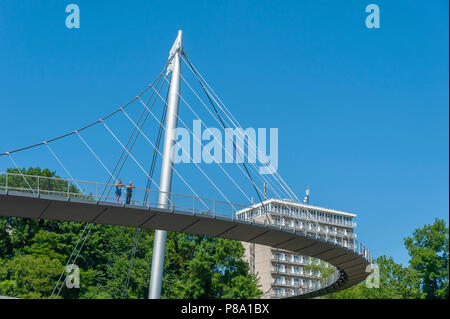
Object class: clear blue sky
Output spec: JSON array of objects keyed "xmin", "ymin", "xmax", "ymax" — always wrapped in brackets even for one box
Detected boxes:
[{"xmin": 0, "ymin": 1, "xmax": 448, "ymax": 266}]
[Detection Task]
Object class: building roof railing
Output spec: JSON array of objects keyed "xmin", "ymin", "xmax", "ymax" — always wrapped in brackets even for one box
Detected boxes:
[{"xmin": 236, "ymin": 198, "xmax": 356, "ymax": 218}]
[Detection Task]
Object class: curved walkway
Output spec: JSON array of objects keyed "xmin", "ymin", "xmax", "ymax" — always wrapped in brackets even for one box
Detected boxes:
[{"xmin": 0, "ymin": 188, "xmax": 371, "ymax": 298}]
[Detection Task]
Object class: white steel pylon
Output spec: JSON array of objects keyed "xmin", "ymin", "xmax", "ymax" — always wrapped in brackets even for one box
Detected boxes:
[{"xmin": 148, "ymin": 30, "xmax": 183, "ymax": 299}]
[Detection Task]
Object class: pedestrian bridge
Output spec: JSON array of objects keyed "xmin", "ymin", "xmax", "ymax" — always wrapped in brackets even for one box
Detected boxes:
[
  {"xmin": 0, "ymin": 172, "xmax": 372, "ymax": 299},
  {"xmin": 0, "ymin": 34, "xmax": 373, "ymax": 298}
]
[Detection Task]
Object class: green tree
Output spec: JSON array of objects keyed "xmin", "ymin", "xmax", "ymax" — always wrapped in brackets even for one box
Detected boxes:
[
  {"xmin": 0, "ymin": 167, "xmax": 78, "ymax": 196},
  {"xmin": 0, "ymin": 254, "xmax": 63, "ymax": 298},
  {"xmin": 162, "ymin": 233, "xmax": 261, "ymax": 299},
  {"xmin": 324, "ymin": 255, "xmax": 423, "ymax": 299},
  {"xmin": 0, "ymin": 219, "xmax": 12, "ymax": 257},
  {"xmin": 404, "ymin": 218, "xmax": 449, "ymax": 299},
  {"xmin": 303, "ymin": 257, "xmax": 335, "ymax": 281},
  {"xmin": 0, "ymin": 166, "xmax": 262, "ymax": 299}
]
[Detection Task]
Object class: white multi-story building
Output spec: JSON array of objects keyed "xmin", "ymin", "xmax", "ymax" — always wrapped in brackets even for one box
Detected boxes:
[{"xmin": 236, "ymin": 198, "xmax": 357, "ymax": 298}]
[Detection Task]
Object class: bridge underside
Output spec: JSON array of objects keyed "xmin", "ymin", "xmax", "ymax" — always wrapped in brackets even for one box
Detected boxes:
[{"xmin": 0, "ymin": 191, "xmax": 370, "ymax": 298}]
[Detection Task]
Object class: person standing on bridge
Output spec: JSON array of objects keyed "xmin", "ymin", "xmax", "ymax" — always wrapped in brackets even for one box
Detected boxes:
[
  {"xmin": 115, "ymin": 179, "xmax": 125, "ymax": 203},
  {"xmin": 126, "ymin": 181, "xmax": 136, "ymax": 205}
]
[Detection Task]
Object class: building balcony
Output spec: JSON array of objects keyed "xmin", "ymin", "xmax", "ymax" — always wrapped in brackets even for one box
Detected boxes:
[
  {"xmin": 271, "ymin": 280, "xmax": 303, "ymax": 288},
  {"xmin": 270, "ymin": 268, "xmax": 321, "ymax": 279},
  {"xmin": 270, "ymin": 222, "xmax": 357, "ymax": 240},
  {"xmin": 271, "ymin": 269, "xmax": 304, "ymax": 276},
  {"xmin": 271, "ymin": 289, "xmax": 302, "ymax": 298},
  {"xmin": 271, "ymin": 280, "xmax": 319, "ymax": 291},
  {"xmin": 270, "ymin": 256, "xmax": 307, "ymax": 265},
  {"xmin": 267, "ymin": 212, "xmax": 357, "ymax": 229}
]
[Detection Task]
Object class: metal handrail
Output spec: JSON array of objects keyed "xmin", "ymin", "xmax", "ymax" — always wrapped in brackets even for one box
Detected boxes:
[
  {"xmin": 0, "ymin": 172, "xmax": 248, "ymax": 218},
  {"xmin": 0, "ymin": 172, "xmax": 247, "ymax": 206}
]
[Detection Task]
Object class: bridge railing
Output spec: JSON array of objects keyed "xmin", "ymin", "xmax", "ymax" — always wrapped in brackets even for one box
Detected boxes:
[{"xmin": 0, "ymin": 172, "xmax": 247, "ymax": 220}]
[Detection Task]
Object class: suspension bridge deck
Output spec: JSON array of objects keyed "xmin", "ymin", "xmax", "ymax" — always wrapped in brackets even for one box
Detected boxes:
[{"xmin": 0, "ymin": 189, "xmax": 370, "ymax": 298}]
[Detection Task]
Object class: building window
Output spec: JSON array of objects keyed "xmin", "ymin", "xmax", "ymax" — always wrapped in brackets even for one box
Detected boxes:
[{"xmin": 274, "ymin": 288, "xmax": 281, "ymax": 296}]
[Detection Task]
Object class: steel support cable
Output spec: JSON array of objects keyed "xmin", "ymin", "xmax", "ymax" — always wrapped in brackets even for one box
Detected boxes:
[
  {"xmin": 179, "ymin": 71, "xmax": 289, "ymax": 203},
  {"xmin": 77, "ymin": 128, "xmax": 145, "ymax": 297},
  {"xmin": 64, "ymin": 80, "xmax": 165, "ymax": 300},
  {"xmin": 55, "ymin": 223, "xmax": 95, "ymax": 298},
  {"xmin": 174, "ymin": 75, "xmax": 265, "ymax": 196},
  {"xmin": 59, "ymin": 75, "xmax": 166, "ymax": 299},
  {"xmin": 44, "ymin": 142, "xmax": 84, "ymax": 193},
  {"xmin": 140, "ymin": 86, "xmax": 235, "ymax": 206},
  {"xmin": 45, "ymin": 145, "xmax": 100, "ymax": 298},
  {"xmin": 51, "ymin": 132, "xmax": 120, "ymax": 298},
  {"xmin": 180, "ymin": 55, "xmax": 291, "ymax": 196},
  {"xmin": 50, "ymin": 64, "xmax": 168, "ymax": 299},
  {"xmin": 112, "ymin": 78, "xmax": 165, "ymax": 187},
  {"xmin": 180, "ymin": 73, "xmax": 318, "ymax": 225},
  {"xmin": 54, "ymin": 86, "xmax": 166, "ymax": 299},
  {"xmin": 52, "ymin": 71, "xmax": 167, "ymax": 299},
  {"xmin": 164, "ymin": 74, "xmax": 258, "ymax": 202},
  {"xmin": 145, "ymin": 80, "xmax": 169, "ymax": 191},
  {"xmin": 122, "ymin": 227, "xmax": 141, "ymax": 299},
  {"xmin": 160, "ymin": 75, "xmax": 255, "ymax": 205},
  {"xmin": 116, "ymin": 76, "xmax": 167, "ymax": 298},
  {"xmin": 101, "ymin": 119, "xmax": 181, "ymax": 209},
  {"xmin": 76, "ymin": 132, "xmax": 116, "ymax": 187},
  {"xmin": 60, "ymin": 123, "xmax": 174, "ymax": 298},
  {"xmin": 143, "ymin": 87, "xmax": 169, "ymax": 204},
  {"xmin": 50, "ymin": 222, "xmax": 90, "ymax": 298},
  {"xmin": 0, "ymin": 83, "xmax": 158, "ymax": 158},
  {"xmin": 181, "ymin": 60, "xmax": 312, "ymax": 231},
  {"xmin": 100, "ymin": 74, "xmax": 167, "ymax": 200},
  {"xmin": 143, "ymin": 113, "xmax": 165, "ymax": 203},
  {"xmin": 44, "ymin": 140, "xmax": 94, "ymax": 299},
  {"xmin": 181, "ymin": 54, "xmax": 318, "ymax": 228},
  {"xmin": 181, "ymin": 54, "xmax": 302, "ymax": 205},
  {"xmin": 180, "ymin": 57, "xmax": 269, "ymax": 191},
  {"xmin": 121, "ymin": 96, "xmax": 164, "ymax": 298},
  {"xmin": 175, "ymin": 113, "xmax": 253, "ymax": 204},
  {"xmin": 139, "ymin": 92, "xmax": 233, "ymax": 208},
  {"xmin": 0, "ymin": 60, "xmax": 170, "ymax": 158},
  {"xmin": 2, "ymin": 71, "xmax": 167, "ymax": 290},
  {"xmin": 6, "ymin": 83, "xmax": 163, "ymax": 288},
  {"xmin": 177, "ymin": 69, "xmax": 280, "ymax": 222},
  {"xmin": 176, "ymin": 75, "xmax": 275, "ymax": 199},
  {"xmin": 120, "ymin": 105, "xmax": 208, "ymax": 208},
  {"xmin": 179, "ymin": 56, "xmax": 266, "ymax": 208},
  {"xmin": 46, "ymin": 141, "xmax": 109, "ymax": 299},
  {"xmin": 176, "ymin": 73, "xmax": 292, "ymax": 223},
  {"xmin": 122, "ymin": 93, "xmax": 168, "ymax": 299},
  {"xmin": 6, "ymin": 154, "xmax": 36, "ymax": 195}
]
